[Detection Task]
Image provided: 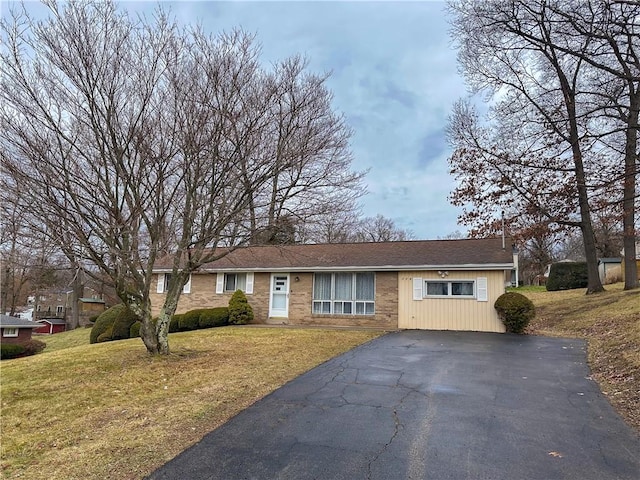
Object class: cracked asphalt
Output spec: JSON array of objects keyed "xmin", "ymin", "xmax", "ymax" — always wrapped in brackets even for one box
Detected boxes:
[{"xmin": 147, "ymin": 331, "xmax": 640, "ymax": 480}]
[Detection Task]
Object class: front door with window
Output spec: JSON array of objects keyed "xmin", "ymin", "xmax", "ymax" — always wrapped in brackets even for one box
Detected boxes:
[{"xmin": 269, "ymin": 274, "xmax": 289, "ymax": 318}]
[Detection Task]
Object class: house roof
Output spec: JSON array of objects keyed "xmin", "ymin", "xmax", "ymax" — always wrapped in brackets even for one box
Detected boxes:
[
  {"xmin": 599, "ymin": 258, "xmax": 622, "ymax": 263},
  {"xmin": 0, "ymin": 315, "xmax": 43, "ymax": 329},
  {"xmin": 80, "ymin": 298, "xmax": 106, "ymax": 304},
  {"xmin": 37, "ymin": 318, "xmax": 67, "ymax": 325},
  {"xmin": 154, "ymin": 238, "xmax": 514, "ymax": 273}
]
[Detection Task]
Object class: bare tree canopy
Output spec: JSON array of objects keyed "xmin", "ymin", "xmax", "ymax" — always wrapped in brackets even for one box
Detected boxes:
[
  {"xmin": 447, "ymin": 0, "xmax": 639, "ymax": 292},
  {"xmin": 0, "ymin": 0, "xmax": 364, "ymax": 353}
]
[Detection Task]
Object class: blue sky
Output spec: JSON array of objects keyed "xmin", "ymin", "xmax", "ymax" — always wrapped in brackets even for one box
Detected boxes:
[{"xmin": 13, "ymin": 0, "xmax": 469, "ymax": 239}]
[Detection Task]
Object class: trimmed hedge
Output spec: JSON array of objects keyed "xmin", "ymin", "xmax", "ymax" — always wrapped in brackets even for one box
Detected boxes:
[
  {"xmin": 546, "ymin": 262, "xmax": 588, "ymax": 291},
  {"xmin": 229, "ymin": 290, "xmax": 253, "ymax": 325},
  {"xmin": 111, "ymin": 309, "xmax": 140, "ymax": 340},
  {"xmin": 169, "ymin": 314, "xmax": 182, "ymax": 333},
  {"xmin": 494, "ymin": 292, "xmax": 536, "ymax": 334},
  {"xmin": 90, "ymin": 304, "xmax": 139, "ymax": 344},
  {"xmin": 199, "ymin": 307, "xmax": 230, "ymax": 328},
  {"xmin": 1, "ymin": 344, "xmax": 26, "ymax": 360},
  {"xmin": 96, "ymin": 326, "xmax": 114, "ymax": 343},
  {"xmin": 178, "ymin": 310, "xmax": 201, "ymax": 331}
]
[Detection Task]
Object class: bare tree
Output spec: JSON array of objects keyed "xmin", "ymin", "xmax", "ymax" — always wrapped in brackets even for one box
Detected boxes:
[
  {"xmin": 240, "ymin": 56, "xmax": 366, "ymax": 245},
  {"xmin": 351, "ymin": 214, "xmax": 414, "ymax": 243},
  {"xmin": 0, "ymin": 179, "xmax": 62, "ymax": 316},
  {"xmin": 446, "ymin": 0, "xmax": 640, "ymax": 293},
  {"xmin": 1, "ymin": 1, "xmax": 362, "ymax": 354}
]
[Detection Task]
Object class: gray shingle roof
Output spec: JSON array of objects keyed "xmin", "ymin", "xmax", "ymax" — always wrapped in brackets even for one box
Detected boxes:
[
  {"xmin": 37, "ymin": 318, "xmax": 67, "ymax": 325},
  {"xmin": 0, "ymin": 315, "xmax": 43, "ymax": 329},
  {"xmin": 155, "ymin": 238, "xmax": 514, "ymax": 272}
]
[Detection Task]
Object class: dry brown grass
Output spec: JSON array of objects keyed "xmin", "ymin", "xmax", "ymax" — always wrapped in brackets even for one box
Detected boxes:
[
  {"xmin": 523, "ymin": 283, "xmax": 640, "ymax": 431},
  {"xmin": 0, "ymin": 326, "xmax": 383, "ymax": 479}
]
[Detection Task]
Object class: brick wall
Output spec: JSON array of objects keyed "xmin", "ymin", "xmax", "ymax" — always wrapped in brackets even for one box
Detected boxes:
[
  {"xmin": 150, "ymin": 271, "xmax": 399, "ymax": 329},
  {"xmin": 1, "ymin": 328, "xmax": 33, "ymax": 345}
]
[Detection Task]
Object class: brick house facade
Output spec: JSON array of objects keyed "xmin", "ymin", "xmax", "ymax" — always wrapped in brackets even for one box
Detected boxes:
[
  {"xmin": 151, "ymin": 238, "xmax": 515, "ymax": 333},
  {"xmin": 0, "ymin": 315, "xmax": 42, "ymax": 345}
]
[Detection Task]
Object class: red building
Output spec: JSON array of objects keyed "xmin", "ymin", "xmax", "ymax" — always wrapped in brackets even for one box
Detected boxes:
[{"xmin": 34, "ymin": 318, "xmax": 67, "ymax": 335}]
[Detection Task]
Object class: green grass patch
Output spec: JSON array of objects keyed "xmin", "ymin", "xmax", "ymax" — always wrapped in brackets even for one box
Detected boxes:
[
  {"xmin": 33, "ymin": 328, "xmax": 91, "ymax": 353},
  {"xmin": 0, "ymin": 326, "xmax": 382, "ymax": 479}
]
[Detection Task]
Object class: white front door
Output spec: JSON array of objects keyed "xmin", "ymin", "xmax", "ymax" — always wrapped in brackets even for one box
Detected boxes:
[{"xmin": 269, "ymin": 274, "xmax": 289, "ymax": 318}]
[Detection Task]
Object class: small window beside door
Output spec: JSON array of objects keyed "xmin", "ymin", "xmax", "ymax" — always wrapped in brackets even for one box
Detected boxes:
[{"xmin": 216, "ymin": 272, "xmax": 254, "ymax": 294}]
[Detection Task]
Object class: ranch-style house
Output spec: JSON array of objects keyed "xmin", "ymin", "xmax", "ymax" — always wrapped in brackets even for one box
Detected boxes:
[{"xmin": 151, "ymin": 238, "xmax": 517, "ymax": 333}]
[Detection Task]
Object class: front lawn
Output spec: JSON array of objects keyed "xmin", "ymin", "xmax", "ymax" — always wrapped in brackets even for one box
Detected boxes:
[{"xmin": 0, "ymin": 326, "xmax": 382, "ymax": 479}]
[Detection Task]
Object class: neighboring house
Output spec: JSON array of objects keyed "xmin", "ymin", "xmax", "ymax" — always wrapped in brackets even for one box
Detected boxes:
[
  {"xmin": 34, "ymin": 318, "xmax": 67, "ymax": 335},
  {"xmin": 151, "ymin": 238, "xmax": 515, "ymax": 333},
  {"xmin": 32, "ymin": 289, "xmax": 72, "ymax": 321},
  {"xmin": 598, "ymin": 258, "xmax": 622, "ymax": 284},
  {"xmin": 0, "ymin": 314, "xmax": 42, "ymax": 345}
]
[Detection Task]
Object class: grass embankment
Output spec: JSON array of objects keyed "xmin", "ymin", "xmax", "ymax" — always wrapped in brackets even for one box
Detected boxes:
[
  {"xmin": 0, "ymin": 327, "xmax": 382, "ymax": 479},
  {"xmin": 520, "ymin": 283, "xmax": 640, "ymax": 431}
]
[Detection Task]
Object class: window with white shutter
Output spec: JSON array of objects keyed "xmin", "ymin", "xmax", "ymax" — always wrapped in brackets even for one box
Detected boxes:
[
  {"xmin": 413, "ymin": 277, "xmax": 423, "ymax": 300},
  {"xmin": 476, "ymin": 277, "xmax": 488, "ymax": 302}
]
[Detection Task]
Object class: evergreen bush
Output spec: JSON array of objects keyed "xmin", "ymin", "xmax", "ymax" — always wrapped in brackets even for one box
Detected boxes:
[
  {"xmin": 1, "ymin": 344, "xmax": 26, "ymax": 359},
  {"xmin": 96, "ymin": 326, "xmax": 114, "ymax": 343},
  {"xmin": 90, "ymin": 307, "xmax": 118, "ymax": 344},
  {"xmin": 494, "ymin": 292, "xmax": 536, "ymax": 334},
  {"xmin": 111, "ymin": 308, "xmax": 140, "ymax": 340},
  {"xmin": 546, "ymin": 262, "xmax": 588, "ymax": 291},
  {"xmin": 90, "ymin": 304, "xmax": 138, "ymax": 343},
  {"xmin": 169, "ymin": 314, "xmax": 182, "ymax": 333},
  {"xmin": 228, "ymin": 290, "xmax": 253, "ymax": 325},
  {"xmin": 129, "ymin": 321, "xmax": 141, "ymax": 338},
  {"xmin": 178, "ymin": 310, "xmax": 201, "ymax": 331},
  {"xmin": 198, "ymin": 307, "xmax": 230, "ymax": 328}
]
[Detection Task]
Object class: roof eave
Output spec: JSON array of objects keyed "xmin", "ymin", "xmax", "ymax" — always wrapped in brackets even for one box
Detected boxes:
[{"xmin": 173, "ymin": 263, "xmax": 515, "ymax": 273}]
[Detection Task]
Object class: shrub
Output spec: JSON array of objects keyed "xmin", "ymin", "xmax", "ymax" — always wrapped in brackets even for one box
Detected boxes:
[
  {"xmin": 1, "ymin": 344, "xmax": 26, "ymax": 360},
  {"xmin": 228, "ymin": 290, "xmax": 253, "ymax": 325},
  {"xmin": 87, "ymin": 314, "xmax": 100, "ymax": 324},
  {"xmin": 178, "ymin": 310, "xmax": 201, "ymax": 331},
  {"xmin": 90, "ymin": 309, "xmax": 116, "ymax": 344},
  {"xmin": 546, "ymin": 262, "xmax": 588, "ymax": 291},
  {"xmin": 169, "ymin": 314, "xmax": 182, "ymax": 333},
  {"xmin": 199, "ymin": 307, "xmax": 229, "ymax": 329},
  {"xmin": 90, "ymin": 304, "xmax": 139, "ymax": 344},
  {"xmin": 494, "ymin": 292, "xmax": 536, "ymax": 334},
  {"xmin": 130, "ymin": 321, "xmax": 141, "ymax": 338},
  {"xmin": 111, "ymin": 309, "xmax": 140, "ymax": 340},
  {"xmin": 22, "ymin": 339, "xmax": 47, "ymax": 356},
  {"xmin": 96, "ymin": 326, "xmax": 114, "ymax": 343}
]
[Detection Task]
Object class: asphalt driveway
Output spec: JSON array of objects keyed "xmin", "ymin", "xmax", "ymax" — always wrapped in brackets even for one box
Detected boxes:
[{"xmin": 148, "ymin": 331, "xmax": 640, "ymax": 480}]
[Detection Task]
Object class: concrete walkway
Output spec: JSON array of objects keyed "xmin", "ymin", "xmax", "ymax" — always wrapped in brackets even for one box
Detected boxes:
[{"xmin": 148, "ymin": 331, "xmax": 640, "ymax": 480}]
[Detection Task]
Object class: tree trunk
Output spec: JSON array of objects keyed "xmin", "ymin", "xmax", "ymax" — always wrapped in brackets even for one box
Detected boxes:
[
  {"xmin": 622, "ymin": 92, "xmax": 638, "ymax": 290},
  {"xmin": 138, "ymin": 273, "xmax": 185, "ymax": 355},
  {"xmin": 69, "ymin": 262, "xmax": 84, "ymax": 329},
  {"xmin": 575, "ymin": 156, "xmax": 605, "ymax": 294}
]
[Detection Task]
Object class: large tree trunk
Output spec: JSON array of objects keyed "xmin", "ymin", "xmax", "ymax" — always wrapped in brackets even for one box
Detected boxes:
[
  {"xmin": 574, "ymin": 157, "xmax": 605, "ymax": 294},
  {"xmin": 137, "ymin": 273, "xmax": 185, "ymax": 355}
]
